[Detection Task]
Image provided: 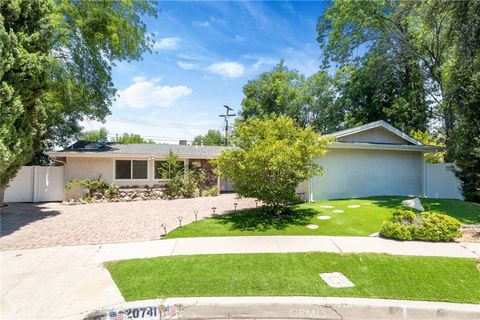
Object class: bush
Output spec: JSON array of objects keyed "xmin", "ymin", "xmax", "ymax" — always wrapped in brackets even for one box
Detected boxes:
[
  {"xmin": 163, "ymin": 170, "xmax": 205, "ymax": 199},
  {"xmin": 104, "ymin": 183, "xmax": 119, "ymax": 199},
  {"xmin": 201, "ymin": 186, "xmax": 218, "ymax": 197},
  {"xmin": 416, "ymin": 213, "xmax": 462, "ymax": 241},
  {"xmin": 65, "ymin": 177, "xmax": 110, "ymax": 197},
  {"xmin": 380, "ymin": 210, "xmax": 462, "ymax": 242},
  {"xmin": 379, "ymin": 221, "xmax": 415, "ymax": 240},
  {"xmin": 392, "ymin": 209, "xmax": 417, "ymax": 224}
]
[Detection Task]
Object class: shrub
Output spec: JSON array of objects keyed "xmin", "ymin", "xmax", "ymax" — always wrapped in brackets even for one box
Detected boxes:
[
  {"xmin": 415, "ymin": 213, "xmax": 462, "ymax": 241},
  {"xmin": 65, "ymin": 177, "xmax": 109, "ymax": 197},
  {"xmin": 202, "ymin": 186, "xmax": 218, "ymax": 197},
  {"xmin": 104, "ymin": 183, "xmax": 119, "ymax": 199},
  {"xmin": 380, "ymin": 210, "xmax": 462, "ymax": 242},
  {"xmin": 379, "ymin": 221, "xmax": 415, "ymax": 240},
  {"xmin": 163, "ymin": 170, "xmax": 205, "ymax": 199},
  {"xmin": 392, "ymin": 209, "xmax": 417, "ymax": 224}
]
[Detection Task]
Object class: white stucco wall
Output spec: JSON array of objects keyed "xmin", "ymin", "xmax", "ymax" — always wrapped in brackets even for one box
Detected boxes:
[
  {"xmin": 310, "ymin": 148, "xmax": 423, "ymax": 200},
  {"xmin": 425, "ymin": 163, "xmax": 463, "ymax": 199},
  {"xmin": 66, "ymin": 157, "xmax": 114, "ymax": 183}
]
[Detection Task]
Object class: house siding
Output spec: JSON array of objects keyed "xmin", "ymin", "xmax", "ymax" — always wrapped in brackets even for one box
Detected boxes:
[
  {"xmin": 339, "ymin": 127, "xmax": 410, "ymax": 145},
  {"xmin": 310, "ymin": 148, "xmax": 423, "ymax": 200}
]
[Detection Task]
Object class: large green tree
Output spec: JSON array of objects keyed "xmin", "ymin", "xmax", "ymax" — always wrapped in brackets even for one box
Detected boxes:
[
  {"xmin": 1, "ymin": 0, "xmax": 157, "ymax": 191},
  {"xmin": 193, "ymin": 129, "xmax": 224, "ymax": 146},
  {"xmin": 80, "ymin": 127, "xmax": 109, "ymax": 142},
  {"xmin": 114, "ymin": 133, "xmax": 155, "ymax": 144},
  {"xmin": 215, "ymin": 116, "xmax": 331, "ymax": 212},
  {"xmin": 1, "ymin": 0, "xmax": 54, "ymax": 188}
]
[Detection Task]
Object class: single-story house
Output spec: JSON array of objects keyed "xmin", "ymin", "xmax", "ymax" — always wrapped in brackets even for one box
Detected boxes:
[{"xmin": 47, "ymin": 120, "xmax": 461, "ymax": 201}]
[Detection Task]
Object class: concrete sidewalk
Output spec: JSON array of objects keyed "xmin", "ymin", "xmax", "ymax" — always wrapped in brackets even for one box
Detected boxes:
[{"xmin": 1, "ymin": 236, "xmax": 479, "ymax": 319}]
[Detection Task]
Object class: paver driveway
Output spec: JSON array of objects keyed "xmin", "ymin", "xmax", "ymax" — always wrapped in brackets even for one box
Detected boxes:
[{"xmin": 0, "ymin": 194, "xmax": 257, "ymax": 250}]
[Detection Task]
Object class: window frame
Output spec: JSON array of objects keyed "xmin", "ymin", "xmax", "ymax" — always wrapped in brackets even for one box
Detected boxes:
[{"xmin": 114, "ymin": 159, "xmax": 150, "ymax": 181}]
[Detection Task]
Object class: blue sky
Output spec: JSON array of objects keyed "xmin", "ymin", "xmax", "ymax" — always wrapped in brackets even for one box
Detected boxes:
[{"xmin": 82, "ymin": 1, "xmax": 330, "ymax": 143}]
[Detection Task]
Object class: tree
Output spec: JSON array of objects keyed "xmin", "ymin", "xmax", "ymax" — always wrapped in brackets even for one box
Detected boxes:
[
  {"xmin": 1, "ymin": 0, "xmax": 157, "ymax": 192},
  {"xmin": 193, "ymin": 129, "xmax": 224, "ymax": 146},
  {"xmin": 80, "ymin": 128, "xmax": 109, "ymax": 142},
  {"xmin": 447, "ymin": 0, "xmax": 480, "ymax": 202},
  {"xmin": 1, "ymin": 0, "xmax": 54, "ymax": 191},
  {"xmin": 215, "ymin": 116, "xmax": 331, "ymax": 213},
  {"xmin": 240, "ymin": 61, "xmax": 304, "ymax": 124},
  {"xmin": 114, "ymin": 133, "xmax": 155, "ymax": 144}
]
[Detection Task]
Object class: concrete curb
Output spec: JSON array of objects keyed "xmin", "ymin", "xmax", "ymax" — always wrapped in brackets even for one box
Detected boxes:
[{"xmin": 92, "ymin": 297, "xmax": 480, "ymax": 320}]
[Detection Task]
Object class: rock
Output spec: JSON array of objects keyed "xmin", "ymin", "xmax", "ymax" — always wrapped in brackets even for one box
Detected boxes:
[
  {"xmin": 401, "ymin": 198, "xmax": 424, "ymax": 211},
  {"xmin": 124, "ymin": 196, "xmax": 131, "ymax": 202}
]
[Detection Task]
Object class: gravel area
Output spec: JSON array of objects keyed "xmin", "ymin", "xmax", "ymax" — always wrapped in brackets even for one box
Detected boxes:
[{"xmin": 0, "ymin": 194, "xmax": 257, "ymax": 250}]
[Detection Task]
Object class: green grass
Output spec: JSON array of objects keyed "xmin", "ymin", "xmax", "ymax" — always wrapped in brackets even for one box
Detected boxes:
[
  {"xmin": 106, "ymin": 252, "xmax": 480, "ymax": 303},
  {"xmin": 165, "ymin": 196, "xmax": 480, "ymax": 239}
]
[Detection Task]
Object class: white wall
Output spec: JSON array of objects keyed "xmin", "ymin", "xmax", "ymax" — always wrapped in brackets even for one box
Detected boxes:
[
  {"xmin": 5, "ymin": 166, "xmax": 65, "ymax": 202},
  {"xmin": 425, "ymin": 163, "xmax": 463, "ymax": 199},
  {"xmin": 310, "ymin": 149, "xmax": 423, "ymax": 200}
]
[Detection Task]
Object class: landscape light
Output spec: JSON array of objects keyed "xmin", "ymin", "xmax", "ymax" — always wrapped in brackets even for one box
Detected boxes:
[
  {"xmin": 177, "ymin": 216, "xmax": 183, "ymax": 227},
  {"xmin": 160, "ymin": 223, "xmax": 167, "ymax": 236},
  {"xmin": 194, "ymin": 210, "xmax": 198, "ymax": 221},
  {"xmin": 233, "ymin": 203, "xmax": 238, "ymax": 212},
  {"xmin": 212, "ymin": 207, "xmax": 216, "ymax": 214}
]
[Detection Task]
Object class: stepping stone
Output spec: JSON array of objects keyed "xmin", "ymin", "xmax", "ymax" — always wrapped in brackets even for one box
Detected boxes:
[
  {"xmin": 306, "ymin": 224, "xmax": 319, "ymax": 229},
  {"xmin": 347, "ymin": 205, "xmax": 360, "ymax": 208},
  {"xmin": 375, "ymin": 200, "xmax": 387, "ymax": 203},
  {"xmin": 320, "ymin": 272, "xmax": 355, "ymax": 288},
  {"xmin": 332, "ymin": 210, "xmax": 344, "ymax": 213},
  {"xmin": 320, "ymin": 205, "xmax": 334, "ymax": 208},
  {"xmin": 317, "ymin": 215, "xmax": 331, "ymax": 220},
  {"xmin": 361, "ymin": 202, "xmax": 371, "ymax": 205}
]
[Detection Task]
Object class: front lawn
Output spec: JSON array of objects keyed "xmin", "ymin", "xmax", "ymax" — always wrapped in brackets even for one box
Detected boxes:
[
  {"xmin": 165, "ymin": 196, "xmax": 480, "ymax": 238},
  {"xmin": 106, "ymin": 252, "xmax": 480, "ymax": 303}
]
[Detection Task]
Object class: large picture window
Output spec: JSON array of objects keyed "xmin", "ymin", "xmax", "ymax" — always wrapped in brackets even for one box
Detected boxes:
[
  {"xmin": 155, "ymin": 160, "xmax": 184, "ymax": 179},
  {"xmin": 115, "ymin": 160, "xmax": 148, "ymax": 180}
]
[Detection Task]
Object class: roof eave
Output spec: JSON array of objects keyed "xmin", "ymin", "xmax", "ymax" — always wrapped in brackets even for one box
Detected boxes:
[{"xmin": 329, "ymin": 142, "xmax": 441, "ymax": 153}]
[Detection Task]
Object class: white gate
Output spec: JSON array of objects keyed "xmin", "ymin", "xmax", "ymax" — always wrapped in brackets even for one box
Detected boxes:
[
  {"xmin": 425, "ymin": 163, "xmax": 463, "ymax": 200},
  {"xmin": 4, "ymin": 166, "xmax": 65, "ymax": 202}
]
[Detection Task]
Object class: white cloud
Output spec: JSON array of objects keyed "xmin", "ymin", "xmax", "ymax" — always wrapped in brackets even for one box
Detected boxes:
[
  {"xmin": 154, "ymin": 37, "xmax": 182, "ymax": 50},
  {"xmin": 193, "ymin": 21, "xmax": 210, "ymax": 28},
  {"xmin": 176, "ymin": 61, "xmax": 197, "ymax": 70},
  {"xmin": 116, "ymin": 77, "xmax": 192, "ymax": 109},
  {"xmin": 206, "ymin": 62, "xmax": 245, "ymax": 78}
]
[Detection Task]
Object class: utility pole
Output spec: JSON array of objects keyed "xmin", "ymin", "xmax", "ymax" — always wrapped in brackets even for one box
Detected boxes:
[{"xmin": 219, "ymin": 105, "xmax": 236, "ymax": 146}]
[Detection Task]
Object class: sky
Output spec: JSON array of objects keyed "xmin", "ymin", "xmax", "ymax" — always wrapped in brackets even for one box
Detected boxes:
[{"xmin": 81, "ymin": 1, "xmax": 330, "ymax": 144}]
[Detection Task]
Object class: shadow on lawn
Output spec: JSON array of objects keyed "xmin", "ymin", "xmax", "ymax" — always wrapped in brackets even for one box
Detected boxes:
[{"xmin": 213, "ymin": 207, "xmax": 318, "ymax": 232}]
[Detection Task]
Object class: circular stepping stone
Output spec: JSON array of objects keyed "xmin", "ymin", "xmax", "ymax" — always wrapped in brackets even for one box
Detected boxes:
[
  {"xmin": 361, "ymin": 202, "xmax": 371, "ymax": 205},
  {"xmin": 320, "ymin": 205, "xmax": 334, "ymax": 208},
  {"xmin": 333, "ymin": 210, "xmax": 344, "ymax": 213},
  {"xmin": 348, "ymin": 205, "xmax": 360, "ymax": 208},
  {"xmin": 317, "ymin": 215, "xmax": 331, "ymax": 220},
  {"xmin": 306, "ymin": 224, "xmax": 319, "ymax": 229}
]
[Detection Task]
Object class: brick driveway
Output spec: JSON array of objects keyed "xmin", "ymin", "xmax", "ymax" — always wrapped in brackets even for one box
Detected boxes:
[{"xmin": 0, "ymin": 194, "xmax": 257, "ymax": 251}]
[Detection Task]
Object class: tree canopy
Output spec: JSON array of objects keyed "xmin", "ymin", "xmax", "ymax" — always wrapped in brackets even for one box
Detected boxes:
[
  {"xmin": 215, "ymin": 116, "xmax": 331, "ymax": 212},
  {"xmin": 0, "ymin": 0, "xmax": 157, "ymax": 189},
  {"xmin": 114, "ymin": 133, "xmax": 155, "ymax": 144},
  {"xmin": 193, "ymin": 129, "xmax": 224, "ymax": 146},
  {"xmin": 80, "ymin": 128, "xmax": 109, "ymax": 142}
]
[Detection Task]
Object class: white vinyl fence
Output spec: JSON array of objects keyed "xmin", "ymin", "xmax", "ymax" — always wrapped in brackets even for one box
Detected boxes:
[
  {"xmin": 4, "ymin": 166, "xmax": 65, "ymax": 203},
  {"xmin": 425, "ymin": 163, "xmax": 463, "ymax": 200}
]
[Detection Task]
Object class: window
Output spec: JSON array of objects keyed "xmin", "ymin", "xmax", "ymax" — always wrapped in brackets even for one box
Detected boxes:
[
  {"xmin": 132, "ymin": 160, "xmax": 148, "ymax": 179},
  {"xmin": 115, "ymin": 160, "xmax": 148, "ymax": 180},
  {"xmin": 115, "ymin": 160, "xmax": 131, "ymax": 179},
  {"xmin": 155, "ymin": 160, "xmax": 184, "ymax": 179}
]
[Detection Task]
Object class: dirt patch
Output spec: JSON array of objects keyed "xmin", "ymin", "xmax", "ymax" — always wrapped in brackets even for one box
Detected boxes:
[{"xmin": 458, "ymin": 225, "xmax": 480, "ymax": 243}]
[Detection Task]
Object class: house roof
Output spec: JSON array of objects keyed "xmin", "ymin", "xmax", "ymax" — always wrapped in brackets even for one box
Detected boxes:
[
  {"xmin": 329, "ymin": 120, "xmax": 422, "ymax": 145},
  {"xmin": 48, "ymin": 142, "xmax": 231, "ymax": 159}
]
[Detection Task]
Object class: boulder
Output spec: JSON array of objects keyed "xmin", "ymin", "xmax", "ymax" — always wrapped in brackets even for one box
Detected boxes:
[{"xmin": 401, "ymin": 198, "xmax": 424, "ymax": 211}]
